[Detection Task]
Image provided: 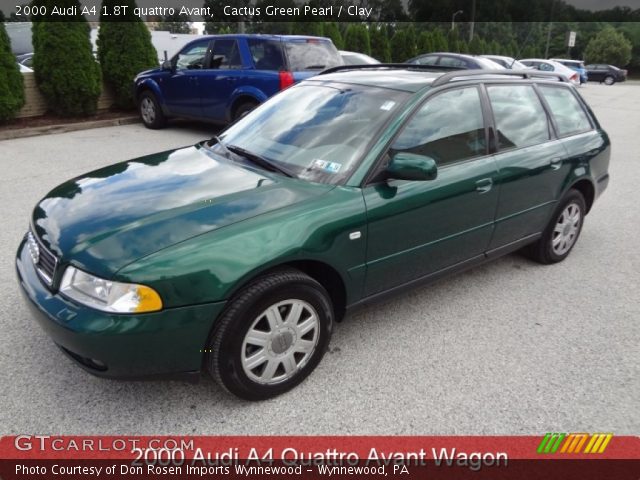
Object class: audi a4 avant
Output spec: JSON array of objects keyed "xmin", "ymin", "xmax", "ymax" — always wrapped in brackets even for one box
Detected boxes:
[{"xmin": 17, "ymin": 66, "xmax": 610, "ymax": 400}]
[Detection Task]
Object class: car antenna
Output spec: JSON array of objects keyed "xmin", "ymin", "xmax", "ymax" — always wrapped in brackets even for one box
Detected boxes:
[{"xmin": 511, "ymin": 23, "xmax": 536, "ymax": 68}]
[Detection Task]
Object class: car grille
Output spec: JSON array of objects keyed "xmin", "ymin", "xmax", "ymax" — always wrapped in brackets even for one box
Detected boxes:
[{"xmin": 27, "ymin": 230, "xmax": 58, "ymax": 287}]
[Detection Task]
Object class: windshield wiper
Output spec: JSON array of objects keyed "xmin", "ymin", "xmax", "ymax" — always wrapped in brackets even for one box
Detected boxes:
[
  {"xmin": 303, "ymin": 64, "xmax": 326, "ymax": 70},
  {"xmin": 205, "ymin": 135, "xmax": 233, "ymax": 158},
  {"xmin": 226, "ymin": 145, "xmax": 295, "ymax": 178}
]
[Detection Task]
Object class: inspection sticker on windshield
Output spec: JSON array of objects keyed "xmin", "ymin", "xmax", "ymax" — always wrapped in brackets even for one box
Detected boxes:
[
  {"xmin": 313, "ymin": 159, "xmax": 342, "ymax": 174},
  {"xmin": 380, "ymin": 101, "xmax": 396, "ymax": 111}
]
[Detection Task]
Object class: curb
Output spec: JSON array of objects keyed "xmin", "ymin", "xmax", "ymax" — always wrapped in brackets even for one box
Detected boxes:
[{"xmin": 0, "ymin": 116, "xmax": 141, "ymax": 141}]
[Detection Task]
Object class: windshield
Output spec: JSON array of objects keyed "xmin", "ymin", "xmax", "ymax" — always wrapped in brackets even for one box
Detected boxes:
[{"xmin": 218, "ymin": 83, "xmax": 409, "ymax": 184}]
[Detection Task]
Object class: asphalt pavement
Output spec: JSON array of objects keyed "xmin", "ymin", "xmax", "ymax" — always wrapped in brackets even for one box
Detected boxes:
[{"xmin": 0, "ymin": 85, "xmax": 637, "ymax": 435}]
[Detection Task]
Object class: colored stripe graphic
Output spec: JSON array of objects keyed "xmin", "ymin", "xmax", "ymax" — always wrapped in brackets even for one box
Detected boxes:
[
  {"xmin": 584, "ymin": 434, "xmax": 613, "ymax": 454},
  {"xmin": 537, "ymin": 433, "xmax": 614, "ymax": 454},
  {"xmin": 537, "ymin": 433, "xmax": 566, "ymax": 453}
]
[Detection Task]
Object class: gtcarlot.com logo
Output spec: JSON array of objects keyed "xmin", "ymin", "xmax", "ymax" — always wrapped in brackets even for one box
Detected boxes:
[{"xmin": 537, "ymin": 433, "xmax": 613, "ymax": 454}]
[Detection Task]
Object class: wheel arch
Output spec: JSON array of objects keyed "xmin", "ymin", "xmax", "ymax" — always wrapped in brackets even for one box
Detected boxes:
[
  {"xmin": 135, "ymin": 79, "xmax": 164, "ymax": 107},
  {"xmin": 568, "ymin": 178, "xmax": 596, "ymax": 213},
  {"xmin": 226, "ymin": 87, "xmax": 267, "ymax": 122}
]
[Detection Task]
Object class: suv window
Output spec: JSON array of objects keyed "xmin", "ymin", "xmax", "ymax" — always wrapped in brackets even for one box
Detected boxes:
[
  {"xmin": 211, "ymin": 39, "xmax": 242, "ymax": 69},
  {"xmin": 248, "ymin": 39, "xmax": 286, "ymax": 70},
  {"xmin": 283, "ymin": 40, "xmax": 341, "ymax": 71},
  {"xmin": 539, "ymin": 86, "xmax": 591, "ymax": 137},
  {"xmin": 391, "ymin": 87, "xmax": 486, "ymax": 166},
  {"xmin": 487, "ymin": 85, "xmax": 549, "ymax": 150},
  {"xmin": 175, "ymin": 40, "xmax": 210, "ymax": 70}
]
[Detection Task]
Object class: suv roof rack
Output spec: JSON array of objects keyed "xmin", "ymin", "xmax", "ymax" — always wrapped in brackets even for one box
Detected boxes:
[
  {"xmin": 319, "ymin": 64, "xmax": 570, "ymax": 86},
  {"xmin": 319, "ymin": 64, "xmax": 459, "ymax": 75},
  {"xmin": 430, "ymin": 69, "xmax": 569, "ymax": 87}
]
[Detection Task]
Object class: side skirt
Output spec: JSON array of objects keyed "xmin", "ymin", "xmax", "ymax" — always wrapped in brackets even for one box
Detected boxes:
[{"xmin": 346, "ymin": 233, "xmax": 541, "ymax": 314}]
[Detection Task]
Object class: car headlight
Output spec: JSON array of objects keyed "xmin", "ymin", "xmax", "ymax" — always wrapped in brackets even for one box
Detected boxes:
[{"xmin": 60, "ymin": 266, "xmax": 162, "ymax": 313}]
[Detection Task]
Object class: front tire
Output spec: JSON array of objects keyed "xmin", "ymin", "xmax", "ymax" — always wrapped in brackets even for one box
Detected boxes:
[
  {"xmin": 206, "ymin": 269, "xmax": 333, "ymax": 400},
  {"xmin": 138, "ymin": 91, "xmax": 166, "ymax": 129},
  {"xmin": 603, "ymin": 75, "xmax": 615, "ymax": 85},
  {"xmin": 525, "ymin": 189, "xmax": 586, "ymax": 264}
]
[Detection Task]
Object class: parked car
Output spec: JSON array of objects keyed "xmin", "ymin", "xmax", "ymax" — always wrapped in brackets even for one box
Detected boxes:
[
  {"xmin": 405, "ymin": 52, "xmax": 505, "ymax": 69},
  {"xmin": 18, "ymin": 63, "xmax": 32, "ymax": 73},
  {"xmin": 520, "ymin": 59, "xmax": 580, "ymax": 85},
  {"xmin": 17, "ymin": 66, "xmax": 609, "ymax": 400},
  {"xmin": 550, "ymin": 58, "xmax": 588, "ymax": 84},
  {"xmin": 16, "ymin": 52, "xmax": 33, "ymax": 68},
  {"xmin": 481, "ymin": 55, "xmax": 530, "ymax": 70},
  {"xmin": 339, "ymin": 50, "xmax": 380, "ymax": 65},
  {"xmin": 134, "ymin": 34, "xmax": 342, "ymax": 128},
  {"xmin": 584, "ymin": 64, "xmax": 627, "ymax": 85}
]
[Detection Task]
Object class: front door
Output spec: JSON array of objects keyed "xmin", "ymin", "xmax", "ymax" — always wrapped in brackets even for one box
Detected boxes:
[
  {"xmin": 363, "ymin": 86, "xmax": 499, "ymax": 296},
  {"xmin": 161, "ymin": 39, "xmax": 211, "ymax": 118}
]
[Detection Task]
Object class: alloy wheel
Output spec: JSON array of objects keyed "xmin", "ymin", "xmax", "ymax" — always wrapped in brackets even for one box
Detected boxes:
[
  {"xmin": 551, "ymin": 202, "xmax": 582, "ymax": 256},
  {"xmin": 241, "ymin": 299, "xmax": 320, "ymax": 385},
  {"xmin": 140, "ymin": 97, "xmax": 156, "ymax": 124}
]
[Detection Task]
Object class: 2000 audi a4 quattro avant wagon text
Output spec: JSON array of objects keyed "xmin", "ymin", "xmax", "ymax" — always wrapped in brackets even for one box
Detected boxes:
[{"xmin": 17, "ymin": 66, "xmax": 610, "ymax": 400}]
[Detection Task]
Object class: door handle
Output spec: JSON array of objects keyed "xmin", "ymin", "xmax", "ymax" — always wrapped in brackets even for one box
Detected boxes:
[
  {"xmin": 550, "ymin": 157, "xmax": 562, "ymax": 170},
  {"xmin": 476, "ymin": 178, "xmax": 493, "ymax": 194}
]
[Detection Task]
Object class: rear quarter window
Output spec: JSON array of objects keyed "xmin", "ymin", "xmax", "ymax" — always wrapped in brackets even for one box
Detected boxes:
[
  {"xmin": 487, "ymin": 85, "xmax": 550, "ymax": 150},
  {"xmin": 539, "ymin": 86, "xmax": 592, "ymax": 137},
  {"xmin": 283, "ymin": 40, "xmax": 341, "ymax": 71}
]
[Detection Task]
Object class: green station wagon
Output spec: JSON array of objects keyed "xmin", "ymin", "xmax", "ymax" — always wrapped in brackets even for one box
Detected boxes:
[{"xmin": 17, "ymin": 66, "xmax": 610, "ymax": 400}]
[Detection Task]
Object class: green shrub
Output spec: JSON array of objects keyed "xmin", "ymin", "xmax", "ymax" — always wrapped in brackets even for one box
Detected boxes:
[
  {"xmin": 0, "ymin": 17, "xmax": 25, "ymax": 120},
  {"xmin": 32, "ymin": 1, "xmax": 101, "ymax": 116},
  {"xmin": 390, "ymin": 27, "xmax": 417, "ymax": 62},
  {"xmin": 585, "ymin": 26, "xmax": 632, "ymax": 66},
  {"xmin": 417, "ymin": 31, "xmax": 433, "ymax": 55},
  {"xmin": 98, "ymin": 0, "xmax": 158, "ymax": 109},
  {"xmin": 323, "ymin": 22, "xmax": 344, "ymax": 50},
  {"xmin": 430, "ymin": 29, "xmax": 448, "ymax": 52}
]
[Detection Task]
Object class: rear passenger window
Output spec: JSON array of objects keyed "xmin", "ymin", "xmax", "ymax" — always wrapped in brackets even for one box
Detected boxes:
[
  {"xmin": 539, "ymin": 86, "xmax": 592, "ymax": 136},
  {"xmin": 487, "ymin": 85, "xmax": 549, "ymax": 150},
  {"xmin": 211, "ymin": 39, "xmax": 242, "ymax": 70},
  {"xmin": 248, "ymin": 39, "xmax": 286, "ymax": 70},
  {"xmin": 392, "ymin": 87, "xmax": 486, "ymax": 166},
  {"xmin": 438, "ymin": 56, "xmax": 467, "ymax": 68}
]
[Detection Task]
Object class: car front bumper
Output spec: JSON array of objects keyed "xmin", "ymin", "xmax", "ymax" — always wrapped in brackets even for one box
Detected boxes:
[{"xmin": 16, "ymin": 237, "xmax": 226, "ymax": 381}]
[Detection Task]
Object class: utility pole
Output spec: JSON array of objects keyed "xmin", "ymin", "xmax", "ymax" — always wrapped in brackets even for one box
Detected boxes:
[{"xmin": 544, "ymin": 0, "xmax": 556, "ymax": 58}]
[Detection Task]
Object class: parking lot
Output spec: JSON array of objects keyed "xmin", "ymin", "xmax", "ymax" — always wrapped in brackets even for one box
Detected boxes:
[{"xmin": 1, "ymin": 83, "xmax": 638, "ymax": 435}]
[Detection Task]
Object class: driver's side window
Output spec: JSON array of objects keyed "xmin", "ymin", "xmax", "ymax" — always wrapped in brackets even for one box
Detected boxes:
[
  {"xmin": 390, "ymin": 87, "xmax": 486, "ymax": 167},
  {"xmin": 175, "ymin": 40, "xmax": 210, "ymax": 70}
]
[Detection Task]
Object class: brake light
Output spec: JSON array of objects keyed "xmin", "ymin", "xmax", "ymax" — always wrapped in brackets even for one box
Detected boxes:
[
  {"xmin": 279, "ymin": 71, "xmax": 294, "ymax": 90},
  {"xmin": 571, "ymin": 73, "xmax": 578, "ymax": 82}
]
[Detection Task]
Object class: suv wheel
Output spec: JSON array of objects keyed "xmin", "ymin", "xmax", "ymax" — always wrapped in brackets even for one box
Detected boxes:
[
  {"xmin": 206, "ymin": 269, "xmax": 333, "ymax": 400},
  {"xmin": 139, "ymin": 91, "xmax": 166, "ymax": 129},
  {"xmin": 603, "ymin": 75, "xmax": 615, "ymax": 85},
  {"xmin": 525, "ymin": 189, "xmax": 586, "ymax": 264},
  {"xmin": 233, "ymin": 101, "xmax": 258, "ymax": 122}
]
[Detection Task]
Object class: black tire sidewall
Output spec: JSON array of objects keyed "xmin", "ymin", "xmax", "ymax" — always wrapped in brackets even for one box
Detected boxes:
[
  {"xmin": 542, "ymin": 190, "xmax": 586, "ymax": 263},
  {"xmin": 139, "ymin": 92, "xmax": 165, "ymax": 128},
  {"xmin": 209, "ymin": 273, "xmax": 333, "ymax": 400},
  {"xmin": 604, "ymin": 76, "xmax": 615, "ymax": 85},
  {"xmin": 233, "ymin": 101, "xmax": 258, "ymax": 122}
]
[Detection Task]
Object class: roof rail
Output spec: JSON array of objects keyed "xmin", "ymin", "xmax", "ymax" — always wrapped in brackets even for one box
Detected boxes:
[
  {"xmin": 430, "ymin": 69, "xmax": 569, "ymax": 87},
  {"xmin": 319, "ymin": 63, "xmax": 459, "ymax": 75}
]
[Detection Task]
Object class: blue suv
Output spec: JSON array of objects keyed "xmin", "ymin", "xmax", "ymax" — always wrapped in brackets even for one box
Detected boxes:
[{"xmin": 134, "ymin": 34, "xmax": 342, "ymax": 128}]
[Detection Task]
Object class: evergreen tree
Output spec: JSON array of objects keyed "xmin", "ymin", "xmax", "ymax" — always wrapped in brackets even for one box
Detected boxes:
[
  {"xmin": 323, "ymin": 22, "xmax": 343, "ymax": 50},
  {"xmin": 32, "ymin": 0, "xmax": 101, "ymax": 116},
  {"xmin": 344, "ymin": 24, "xmax": 371, "ymax": 55},
  {"xmin": 447, "ymin": 28, "xmax": 461, "ymax": 53},
  {"xmin": 98, "ymin": 0, "xmax": 159, "ymax": 109},
  {"xmin": 390, "ymin": 28, "xmax": 417, "ymax": 62},
  {"xmin": 0, "ymin": 14, "xmax": 25, "ymax": 120},
  {"xmin": 370, "ymin": 24, "xmax": 391, "ymax": 62},
  {"xmin": 430, "ymin": 28, "xmax": 448, "ymax": 52},
  {"xmin": 157, "ymin": 13, "xmax": 191, "ymax": 34},
  {"xmin": 417, "ymin": 31, "xmax": 433, "ymax": 55}
]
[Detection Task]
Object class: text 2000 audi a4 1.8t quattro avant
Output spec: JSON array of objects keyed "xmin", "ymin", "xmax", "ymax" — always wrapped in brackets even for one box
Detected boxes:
[{"xmin": 17, "ymin": 66, "xmax": 610, "ymax": 400}]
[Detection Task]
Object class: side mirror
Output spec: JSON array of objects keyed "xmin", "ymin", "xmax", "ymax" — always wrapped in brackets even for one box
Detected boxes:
[
  {"xmin": 161, "ymin": 60, "xmax": 173, "ymax": 71},
  {"xmin": 387, "ymin": 152, "xmax": 438, "ymax": 181}
]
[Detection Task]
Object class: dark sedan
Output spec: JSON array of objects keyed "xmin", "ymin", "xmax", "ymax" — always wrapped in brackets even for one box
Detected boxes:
[{"xmin": 585, "ymin": 64, "xmax": 627, "ymax": 85}]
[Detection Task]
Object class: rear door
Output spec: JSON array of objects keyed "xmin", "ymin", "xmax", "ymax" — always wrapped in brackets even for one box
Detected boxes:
[
  {"xmin": 486, "ymin": 83, "xmax": 568, "ymax": 249},
  {"xmin": 363, "ymin": 86, "xmax": 499, "ymax": 295}
]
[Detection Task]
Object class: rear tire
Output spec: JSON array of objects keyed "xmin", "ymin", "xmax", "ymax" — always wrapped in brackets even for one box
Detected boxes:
[
  {"xmin": 524, "ymin": 189, "xmax": 586, "ymax": 265},
  {"xmin": 233, "ymin": 101, "xmax": 258, "ymax": 122},
  {"xmin": 138, "ymin": 91, "xmax": 166, "ymax": 129},
  {"xmin": 206, "ymin": 268, "xmax": 333, "ymax": 400},
  {"xmin": 603, "ymin": 75, "xmax": 615, "ymax": 85}
]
